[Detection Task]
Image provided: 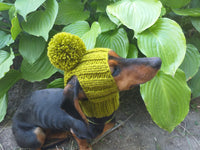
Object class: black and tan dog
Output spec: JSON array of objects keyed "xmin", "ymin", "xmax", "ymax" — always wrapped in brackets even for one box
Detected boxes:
[{"xmin": 12, "ymin": 50, "xmax": 161, "ymax": 150}]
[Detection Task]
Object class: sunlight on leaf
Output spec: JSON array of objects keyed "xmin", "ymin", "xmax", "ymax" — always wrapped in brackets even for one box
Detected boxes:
[
  {"xmin": 96, "ymin": 28, "xmax": 129, "ymax": 58},
  {"xmin": 137, "ymin": 18, "xmax": 186, "ymax": 76},
  {"xmin": 15, "ymin": 0, "xmax": 45, "ymax": 20},
  {"xmin": 0, "ymin": 49, "xmax": 14, "ymax": 79},
  {"xmin": 140, "ymin": 69, "xmax": 191, "ymax": 132},
  {"xmin": 62, "ymin": 21, "xmax": 90, "ymax": 38},
  {"xmin": 107, "ymin": 0, "xmax": 162, "ymax": 33},
  {"xmin": 21, "ymin": 0, "xmax": 58, "ymax": 41},
  {"xmin": 81, "ymin": 22, "xmax": 101, "ymax": 50}
]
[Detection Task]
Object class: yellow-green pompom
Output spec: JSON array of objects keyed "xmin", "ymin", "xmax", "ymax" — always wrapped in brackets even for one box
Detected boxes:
[{"xmin": 47, "ymin": 32, "xmax": 86, "ymax": 71}]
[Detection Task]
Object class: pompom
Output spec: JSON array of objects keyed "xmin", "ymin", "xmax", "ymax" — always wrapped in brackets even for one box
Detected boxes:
[{"xmin": 47, "ymin": 32, "xmax": 86, "ymax": 71}]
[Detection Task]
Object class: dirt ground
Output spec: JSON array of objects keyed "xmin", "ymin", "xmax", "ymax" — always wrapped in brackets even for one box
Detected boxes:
[{"xmin": 0, "ymin": 79, "xmax": 200, "ymax": 150}]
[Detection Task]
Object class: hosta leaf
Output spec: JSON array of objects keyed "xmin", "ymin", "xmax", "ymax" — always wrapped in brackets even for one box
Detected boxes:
[
  {"xmin": 95, "ymin": 0, "xmax": 111, "ymax": 12},
  {"xmin": 96, "ymin": 28, "xmax": 129, "ymax": 58},
  {"xmin": 0, "ymin": 31, "xmax": 13, "ymax": 49},
  {"xmin": 140, "ymin": 69, "xmax": 191, "ymax": 132},
  {"xmin": 19, "ymin": 34, "xmax": 46, "ymax": 64},
  {"xmin": 15, "ymin": 0, "xmax": 46, "ymax": 20},
  {"xmin": 137, "ymin": 18, "xmax": 186, "ymax": 75},
  {"xmin": 188, "ymin": 68, "xmax": 200, "ymax": 99},
  {"xmin": 81, "ymin": 22, "xmax": 101, "ymax": 50},
  {"xmin": 11, "ymin": 16, "xmax": 22, "ymax": 40},
  {"xmin": 180, "ymin": 44, "xmax": 200, "ymax": 80},
  {"xmin": 127, "ymin": 44, "xmax": 138, "ymax": 58},
  {"xmin": 106, "ymin": 0, "xmax": 162, "ymax": 33},
  {"xmin": 189, "ymin": 0, "xmax": 200, "ymax": 8},
  {"xmin": 47, "ymin": 78, "xmax": 64, "ymax": 88},
  {"xmin": 0, "ymin": 69, "xmax": 22, "ymax": 98},
  {"xmin": 187, "ymin": 33, "xmax": 200, "ymax": 51},
  {"xmin": 55, "ymin": 0, "xmax": 90, "ymax": 25},
  {"xmin": 21, "ymin": 52, "xmax": 57, "ymax": 82},
  {"xmin": 173, "ymin": 8, "xmax": 200, "ymax": 17},
  {"xmin": 0, "ymin": 2, "xmax": 12, "ymax": 11},
  {"xmin": 21, "ymin": 0, "xmax": 58, "ymax": 41},
  {"xmin": 62, "ymin": 21, "xmax": 90, "ymax": 38},
  {"xmin": 160, "ymin": 0, "xmax": 190, "ymax": 8},
  {"xmin": 98, "ymin": 15, "xmax": 117, "ymax": 32},
  {"xmin": 0, "ymin": 49, "xmax": 14, "ymax": 79},
  {"xmin": 0, "ymin": 93, "xmax": 7, "ymax": 122},
  {"xmin": 191, "ymin": 17, "xmax": 200, "ymax": 33}
]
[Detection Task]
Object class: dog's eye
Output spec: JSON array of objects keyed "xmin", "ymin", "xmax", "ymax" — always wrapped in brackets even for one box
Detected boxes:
[{"xmin": 112, "ymin": 66, "xmax": 121, "ymax": 76}]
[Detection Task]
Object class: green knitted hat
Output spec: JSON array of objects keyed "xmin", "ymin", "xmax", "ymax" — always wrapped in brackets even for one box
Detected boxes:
[{"xmin": 47, "ymin": 32, "xmax": 119, "ymax": 118}]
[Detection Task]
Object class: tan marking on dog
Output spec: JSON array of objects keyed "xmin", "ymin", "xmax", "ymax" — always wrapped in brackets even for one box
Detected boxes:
[{"xmin": 34, "ymin": 127, "xmax": 46, "ymax": 147}]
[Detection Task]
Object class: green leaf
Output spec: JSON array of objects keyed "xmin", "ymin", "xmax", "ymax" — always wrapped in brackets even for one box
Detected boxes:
[
  {"xmin": 188, "ymin": 68, "xmax": 200, "ymax": 99},
  {"xmin": 21, "ymin": 52, "xmax": 57, "ymax": 82},
  {"xmin": 187, "ymin": 33, "xmax": 200, "ymax": 51},
  {"xmin": 95, "ymin": 0, "xmax": 111, "ymax": 12},
  {"xmin": 0, "ymin": 2, "xmax": 12, "ymax": 11},
  {"xmin": 0, "ymin": 31, "xmax": 14, "ymax": 49},
  {"xmin": 63, "ymin": 21, "xmax": 101, "ymax": 50},
  {"xmin": 19, "ymin": 34, "xmax": 46, "ymax": 64},
  {"xmin": 191, "ymin": 17, "xmax": 200, "ymax": 33},
  {"xmin": 62, "ymin": 21, "xmax": 90, "ymax": 38},
  {"xmin": 127, "ymin": 44, "xmax": 138, "ymax": 58},
  {"xmin": 140, "ymin": 69, "xmax": 191, "ymax": 132},
  {"xmin": 160, "ymin": 0, "xmax": 190, "ymax": 8},
  {"xmin": 47, "ymin": 78, "xmax": 64, "ymax": 88},
  {"xmin": 180, "ymin": 44, "xmax": 200, "ymax": 80},
  {"xmin": 96, "ymin": 28, "xmax": 129, "ymax": 58},
  {"xmin": 55, "ymin": 0, "xmax": 90, "ymax": 25},
  {"xmin": 0, "ymin": 69, "xmax": 22, "ymax": 98},
  {"xmin": 137, "ymin": 18, "xmax": 186, "ymax": 76},
  {"xmin": 106, "ymin": 0, "xmax": 162, "ymax": 33},
  {"xmin": 0, "ymin": 49, "xmax": 14, "ymax": 79},
  {"xmin": 81, "ymin": 22, "xmax": 101, "ymax": 50},
  {"xmin": 173, "ymin": 8, "xmax": 200, "ymax": 17},
  {"xmin": 11, "ymin": 16, "xmax": 22, "ymax": 40},
  {"xmin": 15, "ymin": 0, "xmax": 46, "ymax": 20},
  {"xmin": 0, "ymin": 93, "xmax": 7, "ymax": 122},
  {"xmin": 21, "ymin": 0, "xmax": 58, "ymax": 41},
  {"xmin": 98, "ymin": 14, "xmax": 117, "ymax": 33}
]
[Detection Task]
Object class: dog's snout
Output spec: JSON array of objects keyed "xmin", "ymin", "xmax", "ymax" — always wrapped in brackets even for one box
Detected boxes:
[{"xmin": 150, "ymin": 57, "xmax": 162, "ymax": 69}]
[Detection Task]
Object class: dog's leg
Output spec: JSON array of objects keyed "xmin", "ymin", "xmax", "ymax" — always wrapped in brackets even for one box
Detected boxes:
[
  {"xmin": 12, "ymin": 123, "xmax": 46, "ymax": 150},
  {"xmin": 71, "ymin": 129, "xmax": 92, "ymax": 150}
]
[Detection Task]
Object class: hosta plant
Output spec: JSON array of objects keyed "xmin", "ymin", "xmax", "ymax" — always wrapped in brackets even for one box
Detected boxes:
[{"xmin": 0, "ymin": 0, "xmax": 200, "ymax": 132}]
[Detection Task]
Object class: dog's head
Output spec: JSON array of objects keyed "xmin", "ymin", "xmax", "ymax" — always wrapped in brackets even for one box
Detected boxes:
[
  {"xmin": 108, "ymin": 50, "xmax": 161, "ymax": 91},
  {"xmin": 48, "ymin": 32, "xmax": 161, "ymax": 119}
]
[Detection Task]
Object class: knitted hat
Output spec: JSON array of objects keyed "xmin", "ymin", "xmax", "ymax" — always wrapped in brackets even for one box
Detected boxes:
[{"xmin": 47, "ymin": 32, "xmax": 119, "ymax": 118}]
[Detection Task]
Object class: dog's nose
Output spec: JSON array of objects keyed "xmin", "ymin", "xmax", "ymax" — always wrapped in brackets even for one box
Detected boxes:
[{"xmin": 151, "ymin": 57, "xmax": 162, "ymax": 69}]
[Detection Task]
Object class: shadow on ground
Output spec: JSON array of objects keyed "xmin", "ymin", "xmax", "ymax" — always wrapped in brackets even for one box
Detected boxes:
[{"xmin": 0, "ymin": 80, "xmax": 200, "ymax": 150}]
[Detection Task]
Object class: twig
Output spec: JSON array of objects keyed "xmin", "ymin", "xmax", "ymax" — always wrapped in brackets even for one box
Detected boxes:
[
  {"xmin": 178, "ymin": 124, "xmax": 200, "ymax": 148},
  {"xmin": 91, "ymin": 113, "xmax": 135, "ymax": 145}
]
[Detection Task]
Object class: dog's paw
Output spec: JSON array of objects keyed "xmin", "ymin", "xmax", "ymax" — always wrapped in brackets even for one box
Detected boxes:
[{"xmin": 71, "ymin": 120, "xmax": 92, "ymax": 140}]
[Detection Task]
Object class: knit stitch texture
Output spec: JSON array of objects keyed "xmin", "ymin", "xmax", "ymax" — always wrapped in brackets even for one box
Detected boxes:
[{"xmin": 64, "ymin": 48, "xmax": 119, "ymax": 118}]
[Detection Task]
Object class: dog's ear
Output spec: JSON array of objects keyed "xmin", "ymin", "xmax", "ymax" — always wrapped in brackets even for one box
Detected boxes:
[{"xmin": 63, "ymin": 77, "xmax": 88, "ymax": 124}]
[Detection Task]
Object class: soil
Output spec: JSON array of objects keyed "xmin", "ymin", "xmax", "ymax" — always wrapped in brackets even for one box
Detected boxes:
[{"xmin": 0, "ymin": 79, "xmax": 200, "ymax": 150}]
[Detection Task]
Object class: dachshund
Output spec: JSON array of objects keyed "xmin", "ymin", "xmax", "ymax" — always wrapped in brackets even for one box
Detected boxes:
[{"xmin": 12, "ymin": 50, "xmax": 161, "ymax": 150}]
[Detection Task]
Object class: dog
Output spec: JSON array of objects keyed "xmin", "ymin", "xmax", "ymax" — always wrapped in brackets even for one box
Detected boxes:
[{"xmin": 12, "ymin": 50, "xmax": 161, "ymax": 150}]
